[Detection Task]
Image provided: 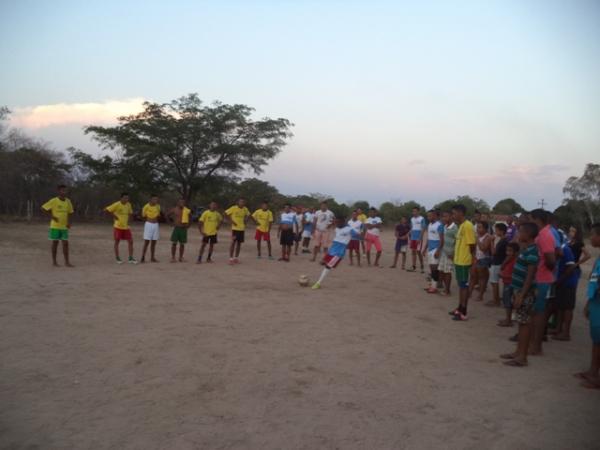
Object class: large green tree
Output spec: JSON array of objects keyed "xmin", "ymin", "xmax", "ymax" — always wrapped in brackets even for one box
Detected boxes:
[
  {"xmin": 76, "ymin": 94, "xmax": 293, "ymax": 202},
  {"xmin": 563, "ymin": 163, "xmax": 600, "ymax": 224},
  {"xmin": 492, "ymin": 198, "xmax": 525, "ymax": 215},
  {"xmin": 433, "ymin": 195, "xmax": 490, "ymax": 216}
]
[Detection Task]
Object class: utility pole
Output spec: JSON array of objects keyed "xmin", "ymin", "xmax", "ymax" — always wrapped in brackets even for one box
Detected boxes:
[{"xmin": 538, "ymin": 199, "xmax": 546, "ymax": 210}]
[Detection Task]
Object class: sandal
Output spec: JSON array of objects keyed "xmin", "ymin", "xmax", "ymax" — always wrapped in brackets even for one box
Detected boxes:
[{"xmin": 503, "ymin": 359, "xmax": 528, "ymax": 367}]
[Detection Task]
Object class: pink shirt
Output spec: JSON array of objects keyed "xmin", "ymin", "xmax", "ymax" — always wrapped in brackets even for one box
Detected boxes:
[{"xmin": 535, "ymin": 225, "xmax": 556, "ymax": 283}]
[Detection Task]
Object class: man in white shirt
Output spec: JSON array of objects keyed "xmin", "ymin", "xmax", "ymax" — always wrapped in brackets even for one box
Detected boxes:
[
  {"xmin": 347, "ymin": 210, "xmax": 364, "ymax": 266},
  {"xmin": 301, "ymin": 207, "xmax": 315, "ymax": 254},
  {"xmin": 311, "ymin": 201, "xmax": 335, "ymax": 262},
  {"xmin": 365, "ymin": 207, "xmax": 383, "ymax": 267},
  {"xmin": 408, "ymin": 207, "xmax": 425, "ymax": 273}
]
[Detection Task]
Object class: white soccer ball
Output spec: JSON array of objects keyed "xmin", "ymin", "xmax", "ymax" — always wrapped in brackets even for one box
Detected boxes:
[{"xmin": 298, "ymin": 274, "xmax": 310, "ymax": 287}]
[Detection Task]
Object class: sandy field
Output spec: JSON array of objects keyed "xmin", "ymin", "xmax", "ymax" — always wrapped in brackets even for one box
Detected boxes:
[{"xmin": 0, "ymin": 222, "xmax": 598, "ymax": 450}]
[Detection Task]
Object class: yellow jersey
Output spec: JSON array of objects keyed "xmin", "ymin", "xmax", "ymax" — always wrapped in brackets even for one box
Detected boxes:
[
  {"xmin": 454, "ymin": 220, "xmax": 476, "ymax": 266},
  {"xmin": 106, "ymin": 201, "xmax": 133, "ymax": 230},
  {"xmin": 225, "ymin": 205, "xmax": 250, "ymax": 231},
  {"xmin": 181, "ymin": 207, "xmax": 191, "ymax": 224},
  {"xmin": 199, "ymin": 210, "xmax": 222, "ymax": 236},
  {"xmin": 357, "ymin": 213, "xmax": 367, "ymax": 223},
  {"xmin": 252, "ymin": 209, "xmax": 274, "ymax": 233},
  {"xmin": 142, "ymin": 203, "xmax": 161, "ymax": 220},
  {"xmin": 42, "ymin": 197, "xmax": 74, "ymax": 230}
]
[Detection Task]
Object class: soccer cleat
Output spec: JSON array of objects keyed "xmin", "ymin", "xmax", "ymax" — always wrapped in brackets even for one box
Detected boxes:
[
  {"xmin": 452, "ymin": 312, "xmax": 468, "ymax": 321},
  {"xmin": 116, "ymin": 257, "xmax": 123, "ymax": 265},
  {"xmin": 128, "ymin": 257, "xmax": 138, "ymax": 265},
  {"xmin": 311, "ymin": 282, "xmax": 321, "ymax": 290}
]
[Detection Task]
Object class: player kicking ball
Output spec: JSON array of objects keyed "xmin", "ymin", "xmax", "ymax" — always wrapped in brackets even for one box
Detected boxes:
[{"xmin": 312, "ymin": 216, "xmax": 360, "ymax": 289}]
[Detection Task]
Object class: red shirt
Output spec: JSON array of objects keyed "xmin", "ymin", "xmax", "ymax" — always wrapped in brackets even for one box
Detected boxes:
[
  {"xmin": 535, "ymin": 225, "xmax": 556, "ymax": 284},
  {"xmin": 500, "ymin": 257, "xmax": 517, "ymax": 285}
]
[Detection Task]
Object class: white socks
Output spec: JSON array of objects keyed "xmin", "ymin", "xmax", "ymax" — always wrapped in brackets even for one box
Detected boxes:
[{"xmin": 317, "ymin": 268, "xmax": 330, "ymax": 284}]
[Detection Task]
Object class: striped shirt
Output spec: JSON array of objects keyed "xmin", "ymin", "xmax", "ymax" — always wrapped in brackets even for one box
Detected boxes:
[{"xmin": 511, "ymin": 244, "xmax": 539, "ymax": 293}]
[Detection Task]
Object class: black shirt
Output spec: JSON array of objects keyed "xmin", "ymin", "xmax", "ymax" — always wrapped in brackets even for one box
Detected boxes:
[{"xmin": 492, "ymin": 238, "xmax": 508, "ymax": 265}]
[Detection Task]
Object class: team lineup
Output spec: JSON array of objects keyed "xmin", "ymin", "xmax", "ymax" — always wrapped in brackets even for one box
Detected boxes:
[{"xmin": 41, "ymin": 184, "xmax": 600, "ymax": 389}]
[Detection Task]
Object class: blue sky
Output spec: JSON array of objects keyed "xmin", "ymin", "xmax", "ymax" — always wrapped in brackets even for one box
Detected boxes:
[{"xmin": 1, "ymin": 0, "xmax": 599, "ymax": 210}]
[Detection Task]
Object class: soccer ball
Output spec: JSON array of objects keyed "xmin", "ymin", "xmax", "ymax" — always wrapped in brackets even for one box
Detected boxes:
[{"xmin": 298, "ymin": 274, "xmax": 310, "ymax": 287}]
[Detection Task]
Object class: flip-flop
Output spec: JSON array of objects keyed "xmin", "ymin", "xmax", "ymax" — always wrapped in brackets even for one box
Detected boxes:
[
  {"xmin": 580, "ymin": 380, "xmax": 600, "ymax": 390},
  {"xmin": 503, "ymin": 359, "xmax": 528, "ymax": 367},
  {"xmin": 500, "ymin": 353, "xmax": 516, "ymax": 360}
]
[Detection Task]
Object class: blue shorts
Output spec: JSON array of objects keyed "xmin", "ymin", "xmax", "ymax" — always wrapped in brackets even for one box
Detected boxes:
[
  {"xmin": 502, "ymin": 285, "xmax": 513, "ymax": 309},
  {"xmin": 534, "ymin": 283, "xmax": 552, "ymax": 313}
]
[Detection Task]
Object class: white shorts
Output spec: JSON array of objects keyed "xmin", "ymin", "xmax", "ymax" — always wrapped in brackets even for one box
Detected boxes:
[
  {"xmin": 439, "ymin": 253, "xmax": 454, "ymax": 273},
  {"xmin": 490, "ymin": 264, "xmax": 501, "ymax": 283},
  {"xmin": 143, "ymin": 222, "xmax": 160, "ymax": 241},
  {"xmin": 427, "ymin": 249, "xmax": 439, "ymax": 265},
  {"xmin": 302, "ymin": 229, "xmax": 312, "ymax": 238}
]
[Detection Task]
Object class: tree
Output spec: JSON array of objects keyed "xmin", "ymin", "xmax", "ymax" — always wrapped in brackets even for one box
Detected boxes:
[
  {"xmin": 492, "ymin": 198, "xmax": 525, "ymax": 215},
  {"xmin": 351, "ymin": 200, "xmax": 370, "ymax": 211},
  {"xmin": 553, "ymin": 200, "xmax": 590, "ymax": 231},
  {"xmin": 78, "ymin": 94, "xmax": 293, "ymax": 202},
  {"xmin": 236, "ymin": 178, "xmax": 282, "ymax": 211},
  {"xmin": 563, "ymin": 163, "xmax": 600, "ymax": 224},
  {"xmin": 433, "ymin": 196, "xmax": 490, "ymax": 217}
]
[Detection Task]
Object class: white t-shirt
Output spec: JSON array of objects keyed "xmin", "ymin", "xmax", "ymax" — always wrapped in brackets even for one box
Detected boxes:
[
  {"xmin": 314, "ymin": 209, "xmax": 335, "ymax": 232},
  {"xmin": 332, "ymin": 225, "xmax": 353, "ymax": 245},
  {"xmin": 280, "ymin": 212, "xmax": 297, "ymax": 226},
  {"xmin": 347, "ymin": 218, "xmax": 363, "ymax": 237},
  {"xmin": 410, "ymin": 216, "xmax": 425, "ymax": 240},
  {"xmin": 366, "ymin": 216, "xmax": 383, "ymax": 236},
  {"xmin": 295, "ymin": 213, "xmax": 304, "ymax": 232}
]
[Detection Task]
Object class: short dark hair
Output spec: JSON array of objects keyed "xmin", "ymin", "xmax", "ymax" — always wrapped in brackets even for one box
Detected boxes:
[
  {"xmin": 261, "ymin": 200, "xmax": 269, "ymax": 204},
  {"xmin": 474, "ymin": 209, "xmax": 481, "ymax": 215},
  {"xmin": 412, "ymin": 206, "xmax": 419, "ymax": 211},
  {"xmin": 530, "ymin": 208, "xmax": 549, "ymax": 224},
  {"xmin": 478, "ymin": 220, "xmax": 489, "ymax": 230},
  {"xmin": 452, "ymin": 204, "xmax": 467, "ymax": 215},
  {"xmin": 507, "ymin": 242, "xmax": 520, "ymax": 253},
  {"xmin": 519, "ymin": 222, "xmax": 539, "ymax": 239},
  {"xmin": 321, "ymin": 201, "xmax": 328, "ymax": 205},
  {"xmin": 591, "ymin": 223, "xmax": 600, "ymax": 236},
  {"xmin": 150, "ymin": 193, "xmax": 158, "ymax": 197},
  {"xmin": 57, "ymin": 184, "xmax": 67, "ymax": 189},
  {"xmin": 369, "ymin": 207, "xmax": 376, "ymax": 211},
  {"xmin": 284, "ymin": 203, "xmax": 291, "ymax": 207},
  {"xmin": 121, "ymin": 192, "xmax": 129, "ymax": 198},
  {"xmin": 495, "ymin": 223, "xmax": 507, "ymax": 233}
]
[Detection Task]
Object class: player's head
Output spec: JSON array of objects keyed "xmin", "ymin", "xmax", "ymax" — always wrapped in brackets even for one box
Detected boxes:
[
  {"xmin": 177, "ymin": 198, "xmax": 186, "ymax": 207},
  {"xmin": 442, "ymin": 210, "xmax": 451, "ymax": 224},
  {"xmin": 261, "ymin": 200, "xmax": 268, "ymax": 210},
  {"xmin": 412, "ymin": 207, "xmax": 420, "ymax": 217},
  {"xmin": 351, "ymin": 210, "xmax": 358, "ymax": 219},
  {"xmin": 530, "ymin": 208, "xmax": 549, "ymax": 228},
  {"xmin": 568, "ymin": 225, "xmax": 582, "ymax": 243},
  {"xmin": 209, "ymin": 201, "xmax": 218, "ymax": 210},
  {"xmin": 149, "ymin": 194, "xmax": 158, "ymax": 205},
  {"xmin": 120, "ymin": 192, "xmax": 129, "ymax": 203},
  {"xmin": 320, "ymin": 201, "xmax": 328, "ymax": 211},
  {"xmin": 400, "ymin": 216, "xmax": 408, "ymax": 224},
  {"xmin": 57, "ymin": 184, "xmax": 67, "ymax": 198},
  {"xmin": 507, "ymin": 215, "xmax": 514, "ymax": 225},
  {"xmin": 368, "ymin": 207, "xmax": 377, "ymax": 217},
  {"xmin": 591, "ymin": 223, "xmax": 600, "ymax": 248},
  {"xmin": 506, "ymin": 242, "xmax": 519, "ymax": 258},
  {"xmin": 476, "ymin": 221, "xmax": 488, "ymax": 236},
  {"xmin": 518, "ymin": 222, "xmax": 539, "ymax": 243},
  {"xmin": 494, "ymin": 222, "xmax": 507, "ymax": 237},
  {"xmin": 357, "ymin": 208, "xmax": 363, "ymax": 215},
  {"xmin": 474, "ymin": 210, "xmax": 481, "ymax": 221},
  {"xmin": 283, "ymin": 203, "xmax": 291, "ymax": 212},
  {"xmin": 452, "ymin": 204, "xmax": 466, "ymax": 222},
  {"xmin": 427, "ymin": 209, "xmax": 438, "ymax": 222},
  {"xmin": 335, "ymin": 216, "xmax": 346, "ymax": 227}
]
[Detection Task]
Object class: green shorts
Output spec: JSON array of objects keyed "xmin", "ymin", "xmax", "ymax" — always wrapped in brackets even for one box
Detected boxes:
[
  {"xmin": 455, "ymin": 264, "xmax": 471, "ymax": 288},
  {"xmin": 171, "ymin": 227, "xmax": 188, "ymax": 244},
  {"xmin": 49, "ymin": 228, "xmax": 69, "ymax": 241}
]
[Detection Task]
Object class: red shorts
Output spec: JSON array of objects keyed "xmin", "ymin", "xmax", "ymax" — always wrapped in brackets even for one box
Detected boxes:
[
  {"xmin": 409, "ymin": 239, "xmax": 421, "ymax": 251},
  {"xmin": 113, "ymin": 228, "xmax": 132, "ymax": 241},
  {"xmin": 323, "ymin": 253, "xmax": 342, "ymax": 269},
  {"xmin": 347, "ymin": 240, "xmax": 360, "ymax": 251},
  {"xmin": 255, "ymin": 230, "xmax": 271, "ymax": 241},
  {"xmin": 365, "ymin": 233, "xmax": 382, "ymax": 252}
]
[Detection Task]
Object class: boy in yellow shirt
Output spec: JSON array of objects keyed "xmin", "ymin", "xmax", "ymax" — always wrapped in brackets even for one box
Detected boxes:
[
  {"xmin": 168, "ymin": 198, "xmax": 191, "ymax": 263},
  {"xmin": 251, "ymin": 201, "xmax": 274, "ymax": 259},
  {"xmin": 105, "ymin": 193, "xmax": 136, "ymax": 264},
  {"xmin": 450, "ymin": 203, "xmax": 477, "ymax": 321},
  {"xmin": 41, "ymin": 184, "xmax": 74, "ymax": 267},
  {"xmin": 197, "ymin": 201, "xmax": 222, "ymax": 263},
  {"xmin": 225, "ymin": 198, "xmax": 250, "ymax": 264},
  {"xmin": 141, "ymin": 194, "xmax": 161, "ymax": 263}
]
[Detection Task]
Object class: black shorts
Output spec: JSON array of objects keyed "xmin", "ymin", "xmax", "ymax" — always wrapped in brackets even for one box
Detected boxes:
[
  {"xmin": 294, "ymin": 232, "xmax": 302, "ymax": 242},
  {"xmin": 556, "ymin": 285, "xmax": 577, "ymax": 311},
  {"xmin": 203, "ymin": 235, "xmax": 218, "ymax": 244},
  {"xmin": 232, "ymin": 230, "xmax": 245, "ymax": 243},
  {"xmin": 280, "ymin": 229, "xmax": 294, "ymax": 246}
]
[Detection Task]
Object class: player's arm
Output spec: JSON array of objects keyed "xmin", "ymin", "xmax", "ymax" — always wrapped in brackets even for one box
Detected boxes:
[
  {"xmin": 577, "ymin": 246, "xmax": 591, "ymax": 267},
  {"xmin": 436, "ymin": 229, "xmax": 444, "ymax": 258},
  {"xmin": 104, "ymin": 205, "xmax": 119, "ymax": 222},
  {"xmin": 41, "ymin": 205, "xmax": 59, "ymax": 223}
]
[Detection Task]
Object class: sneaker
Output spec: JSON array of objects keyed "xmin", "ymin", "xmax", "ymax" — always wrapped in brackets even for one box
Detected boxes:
[
  {"xmin": 452, "ymin": 312, "xmax": 468, "ymax": 321},
  {"xmin": 128, "ymin": 257, "xmax": 138, "ymax": 265},
  {"xmin": 311, "ymin": 282, "xmax": 321, "ymax": 290},
  {"xmin": 116, "ymin": 257, "xmax": 123, "ymax": 265}
]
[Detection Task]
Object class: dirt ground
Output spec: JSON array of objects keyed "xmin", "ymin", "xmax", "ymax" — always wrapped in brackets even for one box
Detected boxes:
[{"xmin": 0, "ymin": 223, "xmax": 598, "ymax": 450}]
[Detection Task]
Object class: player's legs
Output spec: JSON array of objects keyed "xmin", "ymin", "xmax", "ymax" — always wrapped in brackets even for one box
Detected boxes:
[
  {"xmin": 197, "ymin": 241, "xmax": 207, "ymax": 263},
  {"xmin": 235, "ymin": 241, "xmax": 241, "ymax": 258},
  {"xmin": 208, "ymin": 241, "xmax": 215, "ymax": 261},
  {"xmin": 141, "ymin": 240, "xmax": 150, "ymax": 262},
  {"xmin": 61, "ymin": 240, "xmax": 73, "ymax": 267},
  {"xmin": 114, "ymin": 238, "xmax": 121, "ymax": 259},
  {"xmin": 150, "ymin": 240, "xmax": 157, "ymax": 262},
  {"xmin": 256, "ymin": 236, "xmax": 262, "ymax": 257},
  {"xmin": 51, "ymin": 240, "xmax": 59, "ymax": 266},
  {"xmin": 179, "ymin": 243, "xmax": 185, "ymax": 262},
  {"xmin": 171, "ymin": 243, "xmax": 177, "ymax": 262}
]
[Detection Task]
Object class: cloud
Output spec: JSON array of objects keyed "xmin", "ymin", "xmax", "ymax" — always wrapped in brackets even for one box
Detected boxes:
[
  {"xmin": 10, "ymin": 98, "xmax": 146, "ymax": 129},
  {"xmin": 408, "ymin": 159, "xmax": 426, "ymax": 166}
]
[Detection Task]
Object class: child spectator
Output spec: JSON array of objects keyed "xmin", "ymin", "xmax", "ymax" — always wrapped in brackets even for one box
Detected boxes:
[
  {"xmin": 390, "ymin": 216, "xmax": 410, "ymax": 270},
  {"xmin": 488, "ymin": 223, "xmax": 508, "ymax": 307},
  {"xmin": 497, "ymin": 242, "xmax": 519, "ymax": 327}
]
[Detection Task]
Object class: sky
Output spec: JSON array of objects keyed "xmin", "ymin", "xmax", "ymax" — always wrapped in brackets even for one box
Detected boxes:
[{"xmin": 1, "ymin": 0, "xmax": 599, "ymax": 210}]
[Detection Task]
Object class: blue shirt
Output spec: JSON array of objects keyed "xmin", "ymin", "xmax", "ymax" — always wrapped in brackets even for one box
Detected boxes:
[
  {"xmin": 280, "ymin": 212, "xmax": 297, "ymax": 226},
  {"xmin": 557, "ymin": 244, "xmax": 578, "ymax": 288}
]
